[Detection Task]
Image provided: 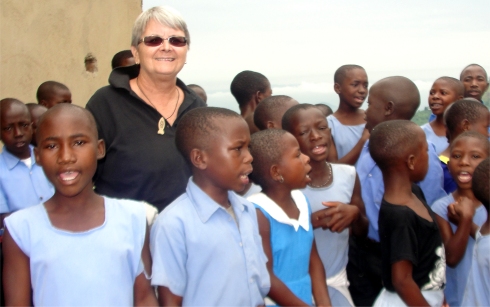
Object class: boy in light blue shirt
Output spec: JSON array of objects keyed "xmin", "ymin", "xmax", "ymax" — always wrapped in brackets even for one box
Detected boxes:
[
  {"xmin": 150, "ymin": 107, "xmax": 270, "ymax": 306},
  {"xmin": 0, "ymin": 98, "xmax": 53, "ymax": 220}
]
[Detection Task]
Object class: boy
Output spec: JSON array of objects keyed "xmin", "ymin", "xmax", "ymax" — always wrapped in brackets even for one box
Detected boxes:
[
  {"xmin": 315, "ymin": 103, "xmax": 333, "ymax": 117},
  {"xmin": 370, "ymin": 120, "xmax": 445, "ymax": 306},
  {"xmin": 36, "ymin": 81, "xmax": 72, "ymax": 108},
  {"xmin": 150, "ymin": 107, "xmax": 270, "ymax": 306},
  {"xmin": 253, "ymin": 95, "xmax": 298, "ymax": 130},
  {"xmin": 111, "ymin": 50, "xmax": 135, "ymax": 69},
  {"xmin": 187, "ymin": 84, "xmax": 207, "ymax": 104},
  {"xmin": 0, "ymin": 98, "xmax": 53, "ymax": 219},
  {"xmin": 347, "ymin": 76, "xmax": 446, "ymax": 306},
  {"xmin": 462, "ymin": 158, "xmax": 490, "ymax": 306},
  {"xmin": 460, "ymin": 64, "xmax": 489, "ymax": 102},
  {"xmin": 230, "ymin": 70, "xmax": 272, "ymax": 134},
  {"xmin": 3, "ymin": 103, "xmax": 156, "ymax": 305},
  {"xmin": 26, "ymin": 103, "xmax": 47, "ymax": 146}
]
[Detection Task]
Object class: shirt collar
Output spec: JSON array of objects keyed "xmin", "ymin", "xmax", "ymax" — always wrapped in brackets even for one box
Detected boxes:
[
  {"xmin": 2, "ymin": 145, "xmax": 35, "ymax": 170},
  {"xmin": 248, "ymin": 190, "xmax": 310, "ymax": 231},
  {"xmin": 186, "ymin": 177, "xmax": 248, "ymax": 223}
]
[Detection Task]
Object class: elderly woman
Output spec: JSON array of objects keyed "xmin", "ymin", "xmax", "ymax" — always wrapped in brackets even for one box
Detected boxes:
[{"xmin": 86, "ymin": 6, "xmax": 206, "ymax": 212}]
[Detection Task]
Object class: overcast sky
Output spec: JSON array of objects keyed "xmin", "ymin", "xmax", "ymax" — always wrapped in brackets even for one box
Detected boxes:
[{"xmin": 143, "ymin": 0, "xmax": 490, "ymax": 112}]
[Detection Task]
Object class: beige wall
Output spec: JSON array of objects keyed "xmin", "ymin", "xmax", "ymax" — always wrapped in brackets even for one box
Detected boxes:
[{"xmin": 0, "ymin": 0, "xmax": 142, "ymax": 107}]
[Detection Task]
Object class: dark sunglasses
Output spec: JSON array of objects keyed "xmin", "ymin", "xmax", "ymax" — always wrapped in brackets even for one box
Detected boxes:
[{"xmin": 138, "ymin": 35, "xmax": 187, "ymax": 47}]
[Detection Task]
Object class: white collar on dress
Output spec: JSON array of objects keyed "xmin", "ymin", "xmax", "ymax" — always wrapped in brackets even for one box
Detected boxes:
[{"xmin": 248, "ymin": 190, "xmax": 309, "ymax": 231}]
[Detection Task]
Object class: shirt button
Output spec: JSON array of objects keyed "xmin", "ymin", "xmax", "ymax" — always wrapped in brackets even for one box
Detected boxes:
[
  {"xmin": 368, "ymin": 174, "xmax": 372, "ymax": 177},
  {"xmin": 250, "ymin": 278, "xmax": 253, "ymax": 284},
  {"xmin": 40, "ymin": 197, "xmax": 43, "ymax": 200},
  {"xmin": 239, "ymin": 242, "xmax": 243, "ymax": 247}
]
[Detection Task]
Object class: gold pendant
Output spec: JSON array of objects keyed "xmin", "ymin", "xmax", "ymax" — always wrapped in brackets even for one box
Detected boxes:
[{"xmin": 158, "ymin": 117, "xmax": 165, "ymax": 135}]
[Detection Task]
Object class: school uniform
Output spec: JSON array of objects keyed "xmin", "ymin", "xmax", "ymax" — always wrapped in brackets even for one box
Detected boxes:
[
  {"xmin": 421, "ymin": 123, "xmax": 448, "ymax": 155},
  {"xmin": 151, "ymin": 178, "xmax": 270, "ymax": 306},
  {"xmin": 0, "ymin": 145, "xmax": 54, "ymax": 214},
  {"xmin": 327, "ymin": 115, "xmax": 365, "ymax": 160},
  {"xmin": 462, "ymin": 230, "xmax": 490, "ymax": 307},
  {"xmin": 432, "ymin": 194, "xmax": 487, "ymax": 307},
  {"xmin": 4, "ymin": 197, "xmax": 147, "ymax": 306}
]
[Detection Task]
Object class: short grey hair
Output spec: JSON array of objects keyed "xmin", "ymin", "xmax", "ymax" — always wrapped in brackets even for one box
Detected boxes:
[{"xmin": 131, "ymin": 6, "xmax": 190, "ymax": 48}]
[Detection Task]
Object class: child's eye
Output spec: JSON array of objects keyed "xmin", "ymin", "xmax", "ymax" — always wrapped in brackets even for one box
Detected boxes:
[
  {"xmin": 45, "ymin": 144, "xmax": 57, "ymax": 150},
  {"xmin": 74, "ymin": 140, "xmax": 86, "ymax": 146},
  {"xmin": 472, "ymin": 154, "xmax": 481, "ymax": 159}
]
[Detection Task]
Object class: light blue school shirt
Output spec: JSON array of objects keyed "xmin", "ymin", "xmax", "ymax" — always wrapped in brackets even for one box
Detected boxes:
[
  {"xmin": 356, "ymin": 140, "xmax": 447, "ymax": 242},
  {"xmin": 462, "ymin": 231, "xmax": 490, "ymax": 307},
  {"xmin": 432, "ymin": 194, "xmax": 487, "ymax": 307},
  {"xmin": 421, "ymin": 123, "xmax": 449, "ymax": 155},
  {"xmin": 0, "ymin": 145, "xmax": 54, "ymax": 214},
  {"xmin": 5, "ymin": 197, "xmax": 147, "ymax": 306},
  {"xmin": 150, "ymin": 178, "xmax": 270, "ymax": 306},
  {"xmin": 327, "ymin": 115, "xmax": 365, "ymax": 160}
]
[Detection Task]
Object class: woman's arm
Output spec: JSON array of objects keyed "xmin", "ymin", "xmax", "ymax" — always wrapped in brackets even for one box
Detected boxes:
[
  {"xmin": 392, "ymin": 260, "xmax": 430, "ymax": 307},
  {"xmin": 134, "ymin": 223, "xmax": 158, "ymax": 306},
  {"xmin": 256, "ymin": 209, "xmax": 309, "ymax": 307},
  {"xmin": 3, "ymin": 227, "xmax": 32, "ymax": 306},
  {"xmin": 309, "ymin": 241, "xmax": 332, "ymax": 307}
]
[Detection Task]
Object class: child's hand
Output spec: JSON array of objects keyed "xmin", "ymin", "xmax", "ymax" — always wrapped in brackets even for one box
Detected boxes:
[
  {"xmin": 448, "ymin": 197, "xmax": 475, "ymax": 226},
  {"xmin": 311, "ymin": 209, "xmax": 332, "ymax": 230},
  {"xmin": 320, "ymin": 202, "xmax": 360, "ymax": 233}
]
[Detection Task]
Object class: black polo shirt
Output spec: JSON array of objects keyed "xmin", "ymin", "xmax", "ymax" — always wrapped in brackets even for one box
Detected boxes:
[{"xmin": 86, "ymin": 65, "xmax": 206, "ymax": 211}]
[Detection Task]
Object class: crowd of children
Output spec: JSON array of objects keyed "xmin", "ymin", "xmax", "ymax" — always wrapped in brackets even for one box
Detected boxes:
[{"xmin": 0, "ymin": 38, "xmax": 489, "ymax": 307}]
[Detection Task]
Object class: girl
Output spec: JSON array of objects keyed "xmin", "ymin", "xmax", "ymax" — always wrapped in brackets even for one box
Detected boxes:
[
  {"xmin": 432, "ymin": 131, "xmax": 489, "ymax": 307},
  {"xmin": 282, "ymin": 104, "xmax": 368, "ymax": 307},
  {"xmin": 327, "ymin": 64, "xmax": 369, "ymax": 165},
  {"xmin": 3, "ymin": 104, "xmax": 157, "ymax": 306},
  {"xmin": 247, "ymin": 129, "xmax": 331, "ymax": 307}
]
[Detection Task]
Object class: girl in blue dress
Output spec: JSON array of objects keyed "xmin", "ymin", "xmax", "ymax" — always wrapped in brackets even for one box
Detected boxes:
[{"xmin": 248, "ymin": 129, "xmax": 331, "ymax": 307}]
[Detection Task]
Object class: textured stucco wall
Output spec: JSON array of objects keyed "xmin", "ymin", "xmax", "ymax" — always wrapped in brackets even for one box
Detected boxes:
[{"xmin": 0, "ymin": 0, "xmax": 142, "ymax": 107}]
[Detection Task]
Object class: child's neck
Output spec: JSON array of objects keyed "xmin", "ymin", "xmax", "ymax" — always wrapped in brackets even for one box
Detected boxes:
[
  {"xmin": 262, "ymin": 185, "xmax": 299, "ymax": 220},
  {"xmin": 308, "ymin": 159, "xmax": 332, "ymax": 187},
  {"xmin": 9, "ymin": 148, "xmax": 31, "ymax": 160},
  {"xmin": 192, "ymin": 174, "xmax": 230, "ymax": 208},
  {"xmin": 49, "ymin": 188, "xmax": 102, "ymax": 212},
  {"xmin": 382, "ymin": 171, "xmax": 414, "ymax": 205}
]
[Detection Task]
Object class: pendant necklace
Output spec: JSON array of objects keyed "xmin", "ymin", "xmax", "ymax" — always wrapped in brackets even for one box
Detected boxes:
[
  {"xmin": 136, "ymin": 77, "xmax": 179, "ymax": 135},
  {"xmin": 308, "ymin": 162, "xmax": 332, "ymax": 188}
]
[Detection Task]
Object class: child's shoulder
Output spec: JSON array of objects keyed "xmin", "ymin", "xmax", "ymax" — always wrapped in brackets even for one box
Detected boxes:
[{"xmin": 6, "ymin": 203, "xmax": 44, "ymax": 224}]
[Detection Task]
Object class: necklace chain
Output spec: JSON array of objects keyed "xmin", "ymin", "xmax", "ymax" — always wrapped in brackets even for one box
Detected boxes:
[
  {"xmin": 136, "ymin": 77, "xmax": 179, "ymax": 120},
  {"xmin": 308, "ymin": 162, "xmax": 332, "ymax": 188}
]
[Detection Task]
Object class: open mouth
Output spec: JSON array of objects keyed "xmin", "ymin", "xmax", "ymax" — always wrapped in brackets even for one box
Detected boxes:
[
  {"xmin": 59, "ymin": 171, "xmax": 80, "ymax": 182},
  {"xmin": 311, "ymin": 145, "xmax": 326, "ymax": 155},
  {"xmin": 457, "ymin": 171, "xmax": 472, "ymax": 183}
]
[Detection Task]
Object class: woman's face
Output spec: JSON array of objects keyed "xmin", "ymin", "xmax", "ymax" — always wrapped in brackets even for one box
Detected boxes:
[{"xmin": 132, "ymin": 19, "xmax": 188, "ymax": 79}]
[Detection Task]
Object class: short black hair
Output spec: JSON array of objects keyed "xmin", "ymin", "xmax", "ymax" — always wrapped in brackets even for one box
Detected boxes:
[
  {"xmin": 460, "ymin": 64, "xmax": 488, "ymax": 80},
  {"xmin": 435, "ymin": 76, "xmax": 464, "ymax": 97},
  {"xmin": 0, "ymin": 98, "xmax": 29, "ymax": 123},
  {"xmin": 37, "ymin": 103, "xmax": 98, "ymax": 143},
  {"xmin": 26, "ymin": 102, "xmax": 47, "ymax": 112},
  {"xmin": 282, "ymin": 103, "xmax": 319, "ymax": 133},
  {"xmin": 372, "ymin": 76, "xmax": 420, "ymax": 120},
  {"xmin": 450, "ymin": 130, "xmax": 490, "ymax": 153},
  {"xmin": 444, "ymin": 99, "xmax": 489, "ymax": 135},
  {"xmin": 315, "ymin": 103, "xmax": 333, "ymax": 117},
  {"xmin": 230, "ymin": 70, "xmax": 269, "ymax": 109},
  {"xmin": 369, "ymin": 120, "xmax": 421, "ymax": 171},
  {"xmin": 175, "ymin": 107, "xmax": 242, "ymax": 165},
  {"xmin": 36, "ymin": 81, "xmax": 70, "ymax": 102},
  {"xmin": 249, "ymin": 129, "xmax": 289, "ymax": 188},
  {"xmin": 253, "ymin": 95, "xmax": 297, "ymax": 130},
  {"xmin": 111, "ymin": 50, "xmax": 133, "ymax": 69},
  {"xmin": 472, "ymin": 158, "xmax": 490, "ymax": 209},
  {"xmin": 334, "ymin": 64, "xmax": 365, "ymax": 84}
]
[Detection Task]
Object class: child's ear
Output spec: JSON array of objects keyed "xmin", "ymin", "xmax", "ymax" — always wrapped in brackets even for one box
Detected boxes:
[
  {"xmin": 96, "ymin": 139, "xmax": 106, "ymax": 160},
  {"xmin": 130, "ymin": 46, "xmax": 140, "ymax": 65},
  {"xmin": 333, "ymin": 82, "xmax": 341, "ymax": 94},
  {"xmin": 190, "ymin": 148, "xmax": 207, "ymax": 170},
  {"xmin": 457, "ymin": 94, "xmax": 464, "ymax": 100},
  {"xmin": 269, "ymin": 164, "xmax": 282, "ymax": 183},
  {"xmin": 40, "ymin": 100, "xmax": 48, "ymax": 108},
  {"xmin": 385, "ymin": 101, "xmax": 395, "ymax": 116},
  {"xmin": 266, "ymin": 121, "xmax": 275, "ymax": 129},
  {"xmin": 461, "ymin": 119, "xmax": 470, "ymax": 132},
  {"xmin": 407, "ymin": 154, "xmax": 416, "ymax": 171}
]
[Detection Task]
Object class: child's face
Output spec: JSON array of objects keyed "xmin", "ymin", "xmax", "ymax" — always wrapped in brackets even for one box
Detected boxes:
[
  {"xmin": 289, "ymin": 108, "xmax": 331, "ymax": 162},
  {"xmin": 29, "ymin": 106, "xmax": 47, "ymax": 146},
  {"xmin": 43, "ymin": 89, "xmax": 72, "ymax": 109},
  {"xmin": 335, "ymin": 68, "xmax": 368, "ymax": 108},
  {"xmin": 0, "ymin": 104, "xmax": 32, "ymax": 159},
  {"xmin": 277, "ymin": 133, "xmax": 312, "ymax": 189},
  {"xmin": 411, "ymin": 129, "xmax": 429, "ymax": 182},
  {"xmin": 203, "ymin": 117, "xmax": 253, "ymax": 193},
  {"xmin": 461, "ymin": 66, "xmax": 489, "ymax": 101},
  {"xmin": 364, "ymin": 85, "xmax": 386, "ymax": 132},
  {"xmin": 35, "ymin": 110, "xmax": 104, "ymax": 198},
  {"xmin": 428, "ymin": 79, "xmax": 461, "ymax": 116},
  {"xmin": 448, "ymin": 137, "xmax": 488, "ymax": 190}
]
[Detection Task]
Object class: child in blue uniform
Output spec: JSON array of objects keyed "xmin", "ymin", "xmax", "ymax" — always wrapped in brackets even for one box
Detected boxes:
[
  {"xmin": 462, "ymin": 158, "xmax": 490, "ymax": 306},
  {"xmin": 247, "ymin": 129, "xmax": 331, "ymax": 307},
  {"xmin": 327, "ymin": 64, "xmax": 369, "ymax": 165},
  {"xmin": 370, "ymin": 120, "xmax": 446, "ymax": 307},
  {"xmin": 151, "ymin": 107, "xmax": 270, "ymax": 306},
  {"xmin": 432, "ymin": 131, "xmax": 489, "ymax": 306},
  {"xmin": 282, "ymin": 104, "xmax": 368, "ymax": 307},
  {"xmin": 2, "ymin": 104, "xmax": 156, "ymax": 306}
]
